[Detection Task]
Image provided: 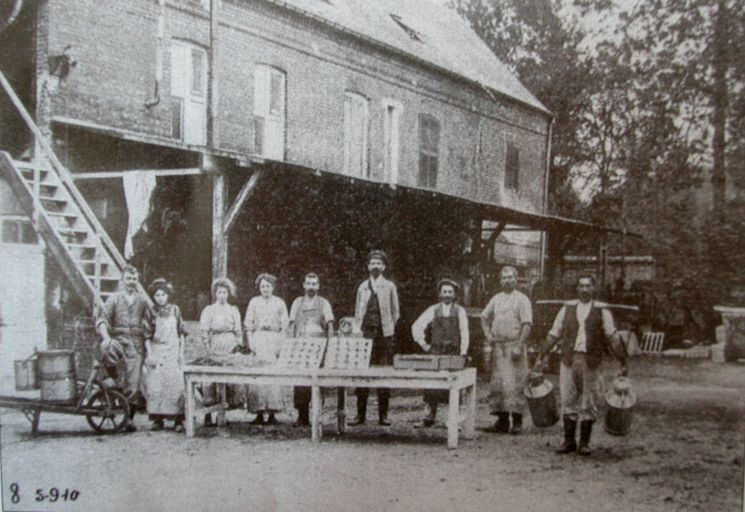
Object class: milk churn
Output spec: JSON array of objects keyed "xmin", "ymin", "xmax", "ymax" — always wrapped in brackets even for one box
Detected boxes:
[
  {"xmin": 523, "ymin": 372, "xmax": 560, "ymax": 427},
  {"xmin": 604, "ymin": 377, "xmax": 636, "ymax": 436}
]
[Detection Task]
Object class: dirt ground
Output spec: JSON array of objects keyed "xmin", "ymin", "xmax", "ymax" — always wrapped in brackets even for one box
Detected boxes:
[{"xmin": 0, "ymin": 357, "xmax": 743, "ymax": 512}]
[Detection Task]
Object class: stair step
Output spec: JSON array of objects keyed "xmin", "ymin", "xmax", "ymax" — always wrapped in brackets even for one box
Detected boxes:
[
  {"xmin": 17, "ymin": 166, "xmax": 50, "ymax": 180},
  {"xmin": 47, "ymin": 212, "xmax": 79, "ymax": 222},
  {"xmin": 85, "ymin": 275, "xmax": 120, "ymax": 282},
  {"xmin": 57, "ymin": 227, "xmax": 89, "ymax": 237},
  {"xmin": 39, "ymin": 196, "xmax": 68, "ymax": 205}
]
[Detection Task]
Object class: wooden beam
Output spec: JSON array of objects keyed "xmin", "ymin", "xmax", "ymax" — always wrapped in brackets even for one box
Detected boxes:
[
  {"xmin": 72, "ymin": 168, "xmax": 202, "ymax": 179},
  {"xmin": 212, "ymin": 174, "xmax": 228, "ymax": 283},
  {"xmin": 223, "ymin": 171, "xmax": 262, "ymax": 235}
]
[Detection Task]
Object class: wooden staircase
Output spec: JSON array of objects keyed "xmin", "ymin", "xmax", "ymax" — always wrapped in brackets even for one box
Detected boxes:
[{"xmin": 0, "ymin": 71, "xmax": 148, "ymax": 312}]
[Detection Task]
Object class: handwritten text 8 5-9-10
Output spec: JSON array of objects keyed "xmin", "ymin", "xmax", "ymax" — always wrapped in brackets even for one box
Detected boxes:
[{"xmin": 8, "ymin": 483, "xmax": 80, "ymax": 504}]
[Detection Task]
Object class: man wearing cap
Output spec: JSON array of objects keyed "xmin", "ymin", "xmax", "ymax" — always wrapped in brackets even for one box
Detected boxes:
[
  {"xmin": 288, "ymin": 272, "xmax": 335, "ymax": 427},
  {"xmin": 411, "ymin": 279, "xmax": 469, "ymax": 427},
  {"xmin": 537, "ymin": 274, "xmax": 627, "ymax": 455},
  {"xmin": 349, "ymin": 250, "xmax": 400, "ymax": 426},
  {"xmin": 480, "ymin": 266, "xmax": 532, "ymax": 435},
  {"xmin": 96, "ymin": 264, "xmax": 150, "ymax": 431}
]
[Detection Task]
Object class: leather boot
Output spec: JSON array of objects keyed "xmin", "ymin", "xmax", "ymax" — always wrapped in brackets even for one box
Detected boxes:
[
  {"xmin": 293, "ymin": 405, "xmax": 310, "ymax": 427},
  {"xmin": 378, "ymin": 394, "xmax": 391, "ymax": 426},
  {"xmin": 486, "ymin": 412, "xmax": 510, "ymax": 433},
  {"xmin": 555, "ymin": 416, "xmax": 577, "ymax": 454},
  {"xmin": 509, "ymin": 413, "xmax": 523, "ymax": 435},
  {"xmin": 578, "ymin": 420, "xmax": 594, "ymax": 456},
  {"xmin": 348, "ymin": 396, "xmax": 367, "ymax": 426}
]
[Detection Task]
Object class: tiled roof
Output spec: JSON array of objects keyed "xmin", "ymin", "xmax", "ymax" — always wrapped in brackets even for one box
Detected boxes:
[{"xmin": 263, "ymin": 0, "xmax": 549, "ymax": 114}]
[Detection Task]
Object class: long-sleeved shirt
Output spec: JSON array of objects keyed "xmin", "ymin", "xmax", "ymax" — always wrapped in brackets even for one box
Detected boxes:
[
  {"xmin": 411, "ymin": 302, "xmax": 470, "ymax": 355},
  {"xmin": 244, "ymin": 295, "xmax": 289, "ymax": 333},
  {"xmin": 548, "ymin": 300, "xmax": 616, "ymax": 352}
]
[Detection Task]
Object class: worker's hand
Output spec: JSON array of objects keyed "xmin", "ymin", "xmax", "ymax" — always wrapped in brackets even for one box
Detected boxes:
[
  {"xmin": 510, "ymin": 346, "xmax": 523, "ymax": 362},
  {"xmin": 100, "ymin": 337, "xmax": 112, "ymax": 351},
  {"xmin": 423, "ymin": 343, "xmax": 432, "ymax": 353},
  {"xmin": 619, "ymin": 364, "xmax": 628, "ymax": 377},
  {"xmin": 231, "ymin": 345, "xmax": 244, "ymax": 354},
  {"xmin": 531, "ymin": 356, "xmax": 543, "ymax": 371},
  {"xmin": 145, "ymin": 356, "xmax": 156, "ymax": 368}
]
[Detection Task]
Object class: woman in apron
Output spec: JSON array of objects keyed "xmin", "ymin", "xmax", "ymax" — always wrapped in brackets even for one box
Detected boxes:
[
  {"xmin": 244, "ymin": 273, "xmax": 289, "ymax": 425},
  {"xmin": 199, "ymin": 278, "xmax": 244, "ymax": 426},
  {"xmin": 143, "ymin": 278, "xmax": 187, "ymax": 432}
]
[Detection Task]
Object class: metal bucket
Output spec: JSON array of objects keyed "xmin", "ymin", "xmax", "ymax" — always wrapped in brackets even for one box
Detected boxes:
[
  {"xmin": 524, "ymin": 372, "xmax": 560, "ymax": 427},
  {"xmin": 604, "ymin": 377, "xmax": 636, "ymax": 436},
  {"xmin": 14, "ymin": 358, "xmax": 39, "ymax": 391},
  {"xmin": 38, "ymin": 350, "xmax": 77, "ymax": 402}
]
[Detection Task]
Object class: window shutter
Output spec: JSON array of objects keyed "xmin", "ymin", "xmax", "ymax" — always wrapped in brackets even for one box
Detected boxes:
[{"xmin": 170, "ymin": 42, "xmax": 188, "ymax": 98}]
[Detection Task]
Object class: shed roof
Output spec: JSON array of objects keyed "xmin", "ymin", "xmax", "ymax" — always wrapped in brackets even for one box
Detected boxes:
[{"xmin": 261, "ymin": 0, "xmax": 549, "ymax": 114}]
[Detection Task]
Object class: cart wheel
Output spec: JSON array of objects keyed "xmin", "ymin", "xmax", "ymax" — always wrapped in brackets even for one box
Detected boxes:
[{"xmin": 85, "ymin": 390, "xmax": 130, "ymax": 434}]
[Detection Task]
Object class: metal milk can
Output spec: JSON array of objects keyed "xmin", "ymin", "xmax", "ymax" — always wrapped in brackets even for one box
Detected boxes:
[
  {"xmin": 523, "ymin": 371, "xmax": 560, "ymax": 427},
  {"xmin": 604, "ymin": 376, "xmax": 636, "ymax": 436}
]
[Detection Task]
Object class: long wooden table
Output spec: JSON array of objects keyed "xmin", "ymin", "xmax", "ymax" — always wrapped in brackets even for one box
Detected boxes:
[{"xmin": 182, "ymin": 365, "xmax": 477, "ymax": 448}]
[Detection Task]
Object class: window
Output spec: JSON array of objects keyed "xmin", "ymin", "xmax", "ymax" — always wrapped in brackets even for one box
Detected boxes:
[
  {"xmin": 1, "ymin": 219, "xmax": 38, "ymax": 245},
  {"xmin": 170, "ymin": 40, "xmax": 207, "ymax": 145},
  {"xmin": 254, "ymin": 65, "xmax": 286, "ymax": 160},
  {"xmin": 382, "ymin": 100, "xmax": 403, "ymax": 184},
  {"xmin": 343, "ymin": 92, "xmax": 369, "ymax": 177},
  {"xmin": 505, "ymin": 139, "xmax": 520, "ymax": 190},
  {"xmin": 418, "ymin": 114, "xmax": 439, "ymax": 189}
]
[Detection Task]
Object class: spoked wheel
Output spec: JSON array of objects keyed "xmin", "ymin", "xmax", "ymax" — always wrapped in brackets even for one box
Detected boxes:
[{"xmin": 85, "ymin": 389, "xmax": 131, "ymax": 434}]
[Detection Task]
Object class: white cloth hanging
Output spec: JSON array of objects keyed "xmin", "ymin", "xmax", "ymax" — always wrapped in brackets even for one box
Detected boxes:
[{"xmin": 122, "ymin": 172, "xmax": 157, "ymax": 259}]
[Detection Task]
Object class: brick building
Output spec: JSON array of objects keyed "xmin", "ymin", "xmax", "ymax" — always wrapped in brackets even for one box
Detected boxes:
[{"xmin": 0, "ymin": 0, "xmax": 613, "ymax": 376}]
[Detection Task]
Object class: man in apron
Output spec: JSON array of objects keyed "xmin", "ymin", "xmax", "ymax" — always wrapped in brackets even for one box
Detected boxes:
[
  {"xmin": 538, "ymin": 274, "xmax": 626, "ymax": 455},
  {"xmin": 411, "ymin": 279, "xmax": 469, "ymax": 427},
  {"xmin": 96, "ymin": 265, "xmax": 150, "ymax": 432},
  {"xmin": 349, "ymin": 250, "xmax": 400, "ymax": 426},
  {"xmin": 480, "ymin": 266, "xmax": 533, "ymax": 435},
  {"xmin": 288, "ymin": 272, "xmax": 334, "ymax": 427}
]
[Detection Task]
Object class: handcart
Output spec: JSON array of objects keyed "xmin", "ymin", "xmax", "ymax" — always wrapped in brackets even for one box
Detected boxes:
[{"xmin": 0, "ymin": 352, "xmax": 131, "ymax": 435}]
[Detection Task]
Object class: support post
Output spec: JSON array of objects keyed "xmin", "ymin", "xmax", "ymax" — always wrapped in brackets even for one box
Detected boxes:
[{"xmin": 212, "ymin": 173, "xmax": 228, "ymax": 282}]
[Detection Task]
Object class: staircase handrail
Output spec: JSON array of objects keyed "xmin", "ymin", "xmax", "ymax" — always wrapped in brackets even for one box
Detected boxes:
[{"xmin": 0, "ymin": 70, "xmax": 128, "ymax": 272}]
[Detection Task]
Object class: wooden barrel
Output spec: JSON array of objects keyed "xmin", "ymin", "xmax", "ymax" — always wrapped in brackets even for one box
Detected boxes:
[
  {"xmin": 14, "ymin": 358, "xmax": 39, "ymax": 391},
  {"xmin": 604, "ymin": 377, "xmax": 636, "ymax": 436},
  {"xmin": 524, "ymin": 372, "xmax": 560, "ymax": 427},
  {"xmin": 38, "ymin": 350, "xmax": 77, "ymax": 402}
]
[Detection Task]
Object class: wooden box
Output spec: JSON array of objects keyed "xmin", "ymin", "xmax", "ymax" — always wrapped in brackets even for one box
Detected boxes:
[
  {"xmin": 393, "ymin": 354, "xmax": 439, "ymax": 370},
  {"xmin": 436, "ymin": 355, "xmax": 466, "ymax": 370}
]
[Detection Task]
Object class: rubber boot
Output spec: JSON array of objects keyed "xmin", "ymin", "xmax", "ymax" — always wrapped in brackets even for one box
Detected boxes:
[
  {"xmin": 509, "ymin": 413, "xmax": 523, "ymax": 435},
  {"xmin": 348, "ymin": 396, "xmax": 367, "ymax": 426},
  {"xmin": 250, "ymin": 412, "xmax": 266, "ymax": 426},
  {"xmin": 125, "ymin": 405, "xmax": 137, "ymax": 432},
  {"xmin": 204, "ymin": 414, "xmax": 215, "ymax": 427},
  {"xmin": 555, "ymin": 416, "xmax": 577, "ymax": 454},
  {"xmin": 578, "ymin": 420, "xmax": 594, "ymax": 456},
  {"xmin": 378, "ymin": 394, "xmax": 391, "ymax": 426},
  {"xmin": 415, "ymin": 403, "xmax": 437, "ymax": 428}
]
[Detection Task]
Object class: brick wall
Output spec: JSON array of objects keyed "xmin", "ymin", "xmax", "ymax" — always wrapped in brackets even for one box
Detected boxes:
[{"xmin": 44, "ymin": 0, "xmax": 549, "ymax": 213}]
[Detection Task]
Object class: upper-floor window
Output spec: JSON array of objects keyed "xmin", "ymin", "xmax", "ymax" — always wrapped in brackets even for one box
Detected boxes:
[
  {"xmin": 505, "ymin": 138, "xmax": 520, "ymax": 190},
  {"xmin": 418, "ymin": 114, "xmax": 440, "ymax": 189},
  {"xmin": 170, "ymin": 40, "xmax": 207, "ymax": 145},
  {"xmin": 343, "ymin": 92, "xmax": 369, "ymax": 177},
  {"xmin": 382, "ymin": 99, "xmax": 403, "ymax": 185},
  {"xmin": 253, "ymin": 65, "xmax": 286, "ymax": 160}
]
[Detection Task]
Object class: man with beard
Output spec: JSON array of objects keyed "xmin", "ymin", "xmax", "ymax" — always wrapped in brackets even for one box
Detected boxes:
[
  {"xmin": 537, "ymin": 274, "xmax": 626, "ymax": 456},
  {"xmin": 288, "ymin": 272, "xmax": 334, "ymax": 427},
  {"xmin": 411, "ymin": 279, "xmax": 469, "ymax": 427},
  {"xmin": 349, "ymin": 250, "xmax": 400, "ymax": 426},
  {"xmin": 96, "ymin": 265, "xmax": 150, "ymax": 431},
  {"xmin": 480, "ymin": 266, "xmax": 532, "ymax": 435}
]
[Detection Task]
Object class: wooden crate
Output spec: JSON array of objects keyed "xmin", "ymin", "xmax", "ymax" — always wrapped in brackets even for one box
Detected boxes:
[{"xmin": 393, "ymin": 354, "xmax": 466, "ymax": 371}]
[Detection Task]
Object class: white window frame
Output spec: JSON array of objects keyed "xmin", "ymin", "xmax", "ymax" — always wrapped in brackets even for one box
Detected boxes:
[
  {"xmin": 253, "ymin": 64, "xmax": 287, "ymax": 160},
  {"xmin": 343, "ymin": 92, "xmax": 370, "ymax": 177},
  {"xmin": 382, "ymin": 99, "xmax": 403, "ymax": 185},
  {"xmin": 170, "ymin": 40, "xmax": 207, "ymax": 146}
]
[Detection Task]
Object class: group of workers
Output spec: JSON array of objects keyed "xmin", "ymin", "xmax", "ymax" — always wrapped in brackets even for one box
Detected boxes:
[{"xmin": 96, "ymin": 249, "xmax": 627, "ymax": 456}]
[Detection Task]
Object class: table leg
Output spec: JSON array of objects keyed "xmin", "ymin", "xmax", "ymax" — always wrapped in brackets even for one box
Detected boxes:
[
  {"xmin": 336, "ymin": 387, "xmax": 346, "ymax": 435},
  {"xmin": 462, "ymin": 383, "xmax": 476, "ymax": 440},
  {"xmin": 447, "ymin": 387, "xmax": 459, "ymax": 449},
  {"xmin": 311, "ymin": 385, "xmax": 322, "ymax": 443},
  {"xmin": 185, "ymin": 378, "xmax": 195, "ymax": 438},
  {"xmin": 217, "ymin": 383, "xmax": 227, "ymax": 427}
]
